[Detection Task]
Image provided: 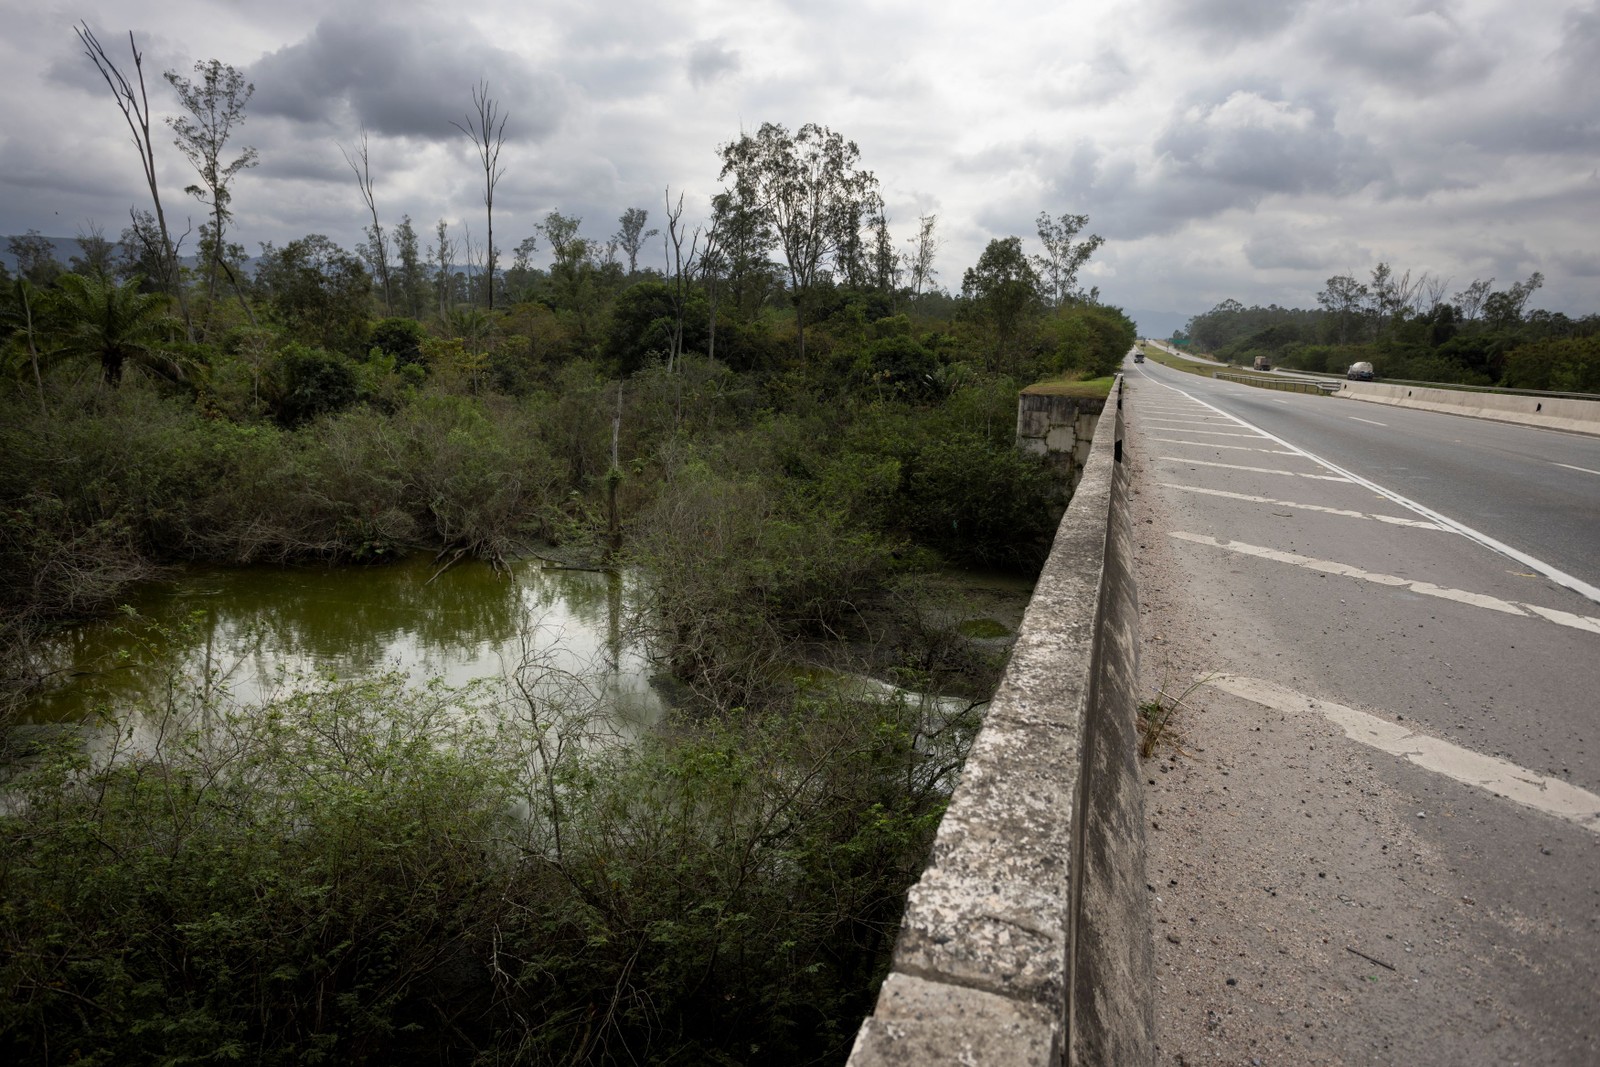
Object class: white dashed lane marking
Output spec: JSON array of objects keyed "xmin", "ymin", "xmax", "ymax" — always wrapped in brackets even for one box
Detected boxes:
[
  {"xmin": 1158, "ymin": 458, "xmax": 1352, "ymax": 481},
  {"xmin": 1348, "ymin": 416, "xmax": 1388, "ymax": 426},
  {"xmin": 1160, "ymin": 484, "xmax": 1444, "ymax": 528},
  {"xmin": 1145, "ymin": 426, "xmax": 1269, "ymax": 438},
  {"xmin": 1553, "ymin": 462, "xmax": 1600, "ymax": 477},
  {"xmin": 1151, "ymin": 438, "xmax": 1299, "ymax": 455},
  {"xmin": 1170, "ymin": 532, "xmax": 1600, "ymax": 634},
  {"xmin": 1208, "ymin": 675, "xmax": 1600, "ymax": 833}
]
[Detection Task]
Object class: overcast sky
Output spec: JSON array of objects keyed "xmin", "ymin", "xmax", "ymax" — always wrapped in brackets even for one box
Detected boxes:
[{"xmin": 3, "ymin": 0, "xmax": 1596, "ymax": 329}]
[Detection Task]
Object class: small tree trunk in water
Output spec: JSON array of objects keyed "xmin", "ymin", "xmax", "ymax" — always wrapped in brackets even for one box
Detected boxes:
[{"xmin": 606, "ymin": 384, "xmax": 622, "ymax": 561}]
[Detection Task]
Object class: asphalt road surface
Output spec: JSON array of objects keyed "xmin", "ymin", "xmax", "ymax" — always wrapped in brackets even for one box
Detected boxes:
[{"xmin": 1124, "ymin": 354, "xmax": 1600, "ymax": 1065}]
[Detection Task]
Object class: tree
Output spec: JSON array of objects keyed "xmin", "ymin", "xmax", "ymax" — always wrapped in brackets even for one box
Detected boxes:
[
  {"xmin": 503, "ymin": 235, "xmax": 541, "ymax": 301},
  {"xmin": 70, "ymin": 222, "xmax": 118, "ymax": 280},
  {"xmin": 430, "ymin": 220, "xmax": 457, "ymax": 320},
  {"xmin": 341, "ymin": 131, "xmax": 392, "ymax": 314},
  {"xmin": 453, "ymin": 82, "xmax": 507, "ymax": 309},
  {"xmin": 1482, "ymin": 272, "xmax": 1544, "ymax": 330},
  {"xmin": 1316, "ymin": 274, "xmax": 1368, "ymax": 344},
  {"xmin": 2, "ymin": 278, "xmax": 50, "ymax": 412},
  {"xmin": 719, "ymin": 122, "xmax": 878, "ymax": 362},
  {"xmin": 5, "ymin": 231, "xmax": 61, "ymax": 287},
  {"xmin": 392, "ymin": 215, "xmax": 427, "ymax": 318},
  {"xmin": 165, "ymin": 59, "xmax": 258, "ymax": 317},
  {"xmin": 868, "ymin": 207, "xmax": 898, "ymax": 295},
  {"xmin": 1032, "ymin": 212, "xmax": 1103, "ymax": 308},
  {"xmin": 539, "ymin": 211, "xmax": 597, "ymax": 310},
  {"xmin": 901, "ymin": 213, "xmax": 940, "ymax": 298},
  {"xmin": 75, "ymin": 22, "xmax": 192, "ymax": 337},
  {"xmin": 254, "ymin": 235, "xmax": 372, "ymax": 355},
  {"xmin": 1453, "ymin": 278, "xmax": 1493, "ymax": 322},
  {"xmin": 705, "ymin": 187, "xmax": 775, "ymax": 324},
  {"xmin": 53, "ymin": 272, "xmax": 175, "ymax": 387},
  {"xmin": 698, "ymin": 203, "xmax": 728, "ymax": 363},
  {"xmin": 661, "ymin": 189, "xmax": 700, "ymax": 373},
  {"xmin": 115, "ymin": 209, "xmax": 169, "ymax": 290},
  {"xmin": 614, "ymin": 207, "xmax": 659, "ymax": 275},
  {"xmin": 961, "ymin": 236, "xmax": 1040, "ymax": 369}
]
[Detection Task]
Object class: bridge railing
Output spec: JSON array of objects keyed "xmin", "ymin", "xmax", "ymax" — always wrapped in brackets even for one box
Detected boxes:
[{"xmin": 846, "ymin": 376, "xmax": 1152, "ymax": 1067}]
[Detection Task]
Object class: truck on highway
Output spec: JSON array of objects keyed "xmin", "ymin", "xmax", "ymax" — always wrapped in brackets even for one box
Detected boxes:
[{"xmin": 1252, "ymin": 355, "xmax": 1272, "ymax": 371}]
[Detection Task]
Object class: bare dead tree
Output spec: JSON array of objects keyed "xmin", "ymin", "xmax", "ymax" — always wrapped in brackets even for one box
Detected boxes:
[
  {"xmin": 341, "ymin": 130, "xmax": 393, "ymax": 314},
  {"xmin": 902, "ymin": 212, "xmax": 940, "ymax": 298},
  {"xmin": 452, "ymin": 82, "xmax": 507, "ymax": 309},
  {"xmin": 662, "ymin": 188, "xmax": 701, "ymax": 374},
  {"xmin": 1420, "ymin": 272, "xmax": 1452, "ymax": 316},
  {"xmin": 75, "ymin": 22, "xmax": 193, "ymax": 339}
]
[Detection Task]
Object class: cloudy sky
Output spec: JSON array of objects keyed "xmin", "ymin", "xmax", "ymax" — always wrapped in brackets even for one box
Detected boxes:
[{"xmin": 3, "ymin": 0, "xmax": 1596, "ymax": 330}]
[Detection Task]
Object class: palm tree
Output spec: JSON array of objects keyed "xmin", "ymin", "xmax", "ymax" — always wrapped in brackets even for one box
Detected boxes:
[{"xmin": 52, "ymin": 272, "xmax": 180, "ymax": 386}]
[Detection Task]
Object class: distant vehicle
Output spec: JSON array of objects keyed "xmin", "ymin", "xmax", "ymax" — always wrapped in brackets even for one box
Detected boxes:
[
  {"xmin": 1133, "ymin": 351, "xmax": 1145, "ymax": 363},
  {"xmin": 1252, "ymin": 356, "xmax": 1272, "ymax": 371},
  {"xmin": 1346, "ymin": 361, "xmax": 1375, "ymax": 381}
]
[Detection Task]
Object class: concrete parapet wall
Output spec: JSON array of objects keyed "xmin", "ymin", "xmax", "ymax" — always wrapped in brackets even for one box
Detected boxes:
[
  {"xmin": 1336, "ymin": 380, "xmax": 1600, "ymax": 435},
  {"xmin": 848, "ymin": 379, "xmax": 1152, "ymax": 1067}
]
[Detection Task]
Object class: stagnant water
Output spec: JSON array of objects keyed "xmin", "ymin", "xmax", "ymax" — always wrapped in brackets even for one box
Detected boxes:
[{"xmin": 22, "ymin": 555, "xmax": 665, "ymax": 737}]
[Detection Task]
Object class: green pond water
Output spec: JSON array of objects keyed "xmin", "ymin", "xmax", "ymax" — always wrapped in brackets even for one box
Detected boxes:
[
  {"xmin": 19, "ymin": 553, "xmax": 1035, "ymax": 759},
  {"xmin": 22, "ymin": 554, "xmax": 664, "ymax": 736}
]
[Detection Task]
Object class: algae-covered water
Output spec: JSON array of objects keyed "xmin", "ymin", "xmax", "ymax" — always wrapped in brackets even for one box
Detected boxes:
[{"xmin": 22, "ymin": 555, "xmax": 664, "ymax": 734}]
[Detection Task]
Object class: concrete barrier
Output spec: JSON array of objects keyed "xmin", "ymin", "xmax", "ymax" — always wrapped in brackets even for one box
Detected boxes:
[
  {"xmin": 1336, "ymin": 380, "xmax": 1600, "ymax": 435},
  {"xmin": 847, "ymin": 378, "xmax": 1152, "ymax": 1067}
]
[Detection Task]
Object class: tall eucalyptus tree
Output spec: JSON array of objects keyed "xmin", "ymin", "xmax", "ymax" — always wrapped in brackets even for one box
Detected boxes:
[
  {"xmin": 165, "ymin": 59, "xmax": 258, "ymax": 322},
  {"xmin": 719, "ymin": 122, "xmax": 877, "ymax": 362}
]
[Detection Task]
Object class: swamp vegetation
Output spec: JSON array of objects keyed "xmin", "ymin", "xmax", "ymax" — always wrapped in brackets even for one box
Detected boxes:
[{"xmin": 1, "ymin": 129, "xmax": 1135, "ymax": 1060}]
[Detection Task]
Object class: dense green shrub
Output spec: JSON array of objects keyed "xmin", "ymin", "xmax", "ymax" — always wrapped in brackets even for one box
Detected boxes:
[
  {"xmin": 0, "ymin": 665, "xmax": 966, "ymax": 1065},
  {"xmin": 270, "ymin": 343, "xmax": 360, "ymax": 425},
  {"xmin": 902, "ymin": 432, "xmax": 1056, "ymax": 568},
  {"xmin": 1500, "ymin": 335, "xmax": 1600, "ymax": 392},
  {"xmin": 633, "ymin": 463, "xmax": 898, "ymax": 708},
  {"xmin": 368, "ymin": 316, "xmax": 427, "ymax": 369}
]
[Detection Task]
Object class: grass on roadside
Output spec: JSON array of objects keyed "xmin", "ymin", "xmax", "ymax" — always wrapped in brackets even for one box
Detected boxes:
[
  {"xmin": 1137, "ymin": 671, "xmax": 1212, "ymax": 759},
  {"xmin": 1021, "ymin": 375, "xmax": 1116, "ymax": 398},
  {"xmin": 1134, "ymin": 342, "xmax": 1228, "ymax": 379}
]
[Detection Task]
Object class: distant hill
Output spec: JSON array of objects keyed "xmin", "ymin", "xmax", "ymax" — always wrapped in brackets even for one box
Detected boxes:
[
  {"xmin": 0, "ymin": 233, "xmax": 230, "ymax": 275},
  {"xmin": 1, "ymin": 233, "xmax": 277, "ymax": 276},
  {"xmin": 1, "ymin": 234, "xmax": 95, "ymax": 273}
]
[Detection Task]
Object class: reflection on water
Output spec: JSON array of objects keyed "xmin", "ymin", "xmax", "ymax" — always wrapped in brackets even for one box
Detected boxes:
[{"xmin": 24, "ymin": 555, "xmax": 662, "ymax": 736}]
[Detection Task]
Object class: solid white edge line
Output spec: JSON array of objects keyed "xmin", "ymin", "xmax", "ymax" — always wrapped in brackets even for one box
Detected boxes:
[{"xmin": 1132, "ymin": 368, "xmax": 1600, "ymax": 605}]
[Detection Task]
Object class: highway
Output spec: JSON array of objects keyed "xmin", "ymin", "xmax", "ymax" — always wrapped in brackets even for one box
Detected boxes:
[
  {"xmin": 1124, "ymin": 354, "xmax": 1600, "ymax": 1064},
  {"xmin": 1137, "ymin": 359, "xmax": 1600, "ymax": 598}
]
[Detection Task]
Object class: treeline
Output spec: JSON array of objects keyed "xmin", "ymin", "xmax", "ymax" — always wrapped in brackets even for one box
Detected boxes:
[
  {"xmin": 1180, "ymin": 266, "xmax": 1598, "ymax": 391},
  {"xmin": 0, "ymin": 200, "xmax": 1132, "ymax": 668}
]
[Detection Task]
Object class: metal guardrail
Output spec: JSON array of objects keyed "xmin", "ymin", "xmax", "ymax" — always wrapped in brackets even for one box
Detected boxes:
[{"xmin": 1212, "ymin": 372, "xmax": 1338, "ymax": 395}]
